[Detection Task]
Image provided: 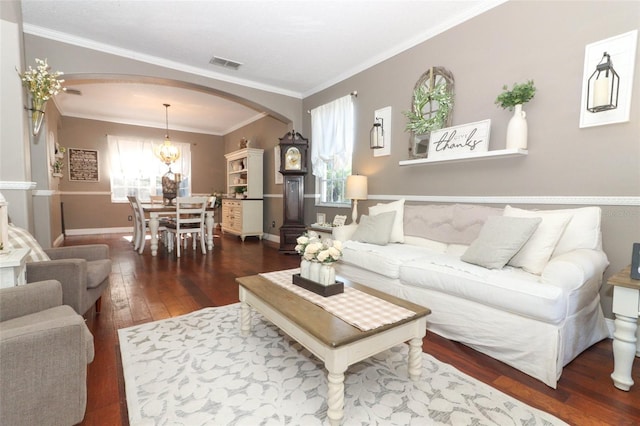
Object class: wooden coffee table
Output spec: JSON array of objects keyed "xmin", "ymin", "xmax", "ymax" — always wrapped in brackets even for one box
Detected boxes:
[{"xmin": 237, "ymin": 274, "xmax": 430, "ymax": 425}]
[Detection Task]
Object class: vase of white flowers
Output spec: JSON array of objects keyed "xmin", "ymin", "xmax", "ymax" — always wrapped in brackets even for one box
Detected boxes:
[
  {"xmin": 319, "ymin": 263, "xmax": 336, "ymax": 286},
  {"xmin": 295, "ymin": 231, "xmax": 343, "ymax": 285},
  {"xmin": 18, "ymin": 58, "xmax": 65, "ymax": 136}
]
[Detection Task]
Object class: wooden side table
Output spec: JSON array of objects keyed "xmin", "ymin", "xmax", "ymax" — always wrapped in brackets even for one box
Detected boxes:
[
  {"xmin": 609, "ymin": 266, "xmax": 640, "ymax": 391},
  {"xmin": 0, "ymin": 248, "xmax": 30, "ymax": 288}
]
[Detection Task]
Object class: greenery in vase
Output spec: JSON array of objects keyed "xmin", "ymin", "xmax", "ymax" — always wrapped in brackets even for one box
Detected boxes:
[
  {"xmin": 495, "ymin": 80, "xmax": 536, "ymax": 110},
  {"xmin": 18, "ymin": 58, "xmax": 65, "ymax": 103},
  {"xmin": 403, "ymin": 83, "xmax": 453, "ymax": 135},
  {"xmin": 210, "ymin": 191, "xmax": 224, "ymax": 208},
  {"xmin": 53, "ymin": 160, "xmax": 64, "ymax": 174}
]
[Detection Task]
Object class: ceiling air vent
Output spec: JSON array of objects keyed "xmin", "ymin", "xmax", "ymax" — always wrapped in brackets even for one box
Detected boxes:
[
  {"xmin": 209, "ymin": 56, "xmax": 243, "ymax": 70},
  {"xmin": 64, "ymin": 88, "xmax": 83, "ymax": 95}
]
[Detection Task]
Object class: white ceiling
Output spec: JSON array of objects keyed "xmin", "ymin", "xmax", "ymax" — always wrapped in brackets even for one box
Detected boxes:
[{"xmin": 21, "ymin": 0, "xmax": 504, "ymax": 135}]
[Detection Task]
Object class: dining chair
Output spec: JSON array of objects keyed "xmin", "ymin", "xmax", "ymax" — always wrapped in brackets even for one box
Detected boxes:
[
  {"xmin": 126, "ymin": 196, "xmax": 139, "ymax": 249},
  {"xmin": 150, "ymin": 195, "xmax": 163, "ymax": 205},
  {"xmin": 165, "ymin": 196, "xmax": 208, "ymax": 258},
  {"xmin": 128, "ymin": 195, "xmax": 166, "ymax": 254}
]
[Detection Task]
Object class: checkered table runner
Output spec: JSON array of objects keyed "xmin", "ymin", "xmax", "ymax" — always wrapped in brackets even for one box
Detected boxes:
[{"xmin": 259, "ymin": 269, "xmax": 416, "ymax": 331}]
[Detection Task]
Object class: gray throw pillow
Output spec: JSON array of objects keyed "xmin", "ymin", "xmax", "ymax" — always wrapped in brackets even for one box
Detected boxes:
[
  {"xmin": 461, "ymin": 216, "xmax": 541, "ymax": 269},
  {"xmin": 351, "ymin": 211, "xmax": 397, "ymax": 246}
]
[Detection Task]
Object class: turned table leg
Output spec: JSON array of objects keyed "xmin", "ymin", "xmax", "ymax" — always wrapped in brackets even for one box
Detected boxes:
[
  {"xmin": 610, "ymin": 284, "xmax": 639, "ymax": 391},
  {"xmin": 240, "ymin": 301, "xmax": 251, "ymax": 337},
  {"xmin": 326, "ymin": 370, "xmax": 346, "ymax": 426},
  {"xmin": 408, "ymin": 337, "xmax": 423, "ymax": 381},
  {"xmin": 149, "ymin": 214, "xmax": 160, "ymax": 256},
  {"xmin": 205, "ymin": 211, "xmax": 215, "ymax": 251},
  {"xmin": 611, "ymin": 314, "xmax": 638, "ymax": 390}
]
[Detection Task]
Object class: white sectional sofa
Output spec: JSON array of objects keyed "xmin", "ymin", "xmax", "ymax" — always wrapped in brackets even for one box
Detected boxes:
[{"xmin": 333, "ymin": 201, "xmax": 609, "ymax": 388}]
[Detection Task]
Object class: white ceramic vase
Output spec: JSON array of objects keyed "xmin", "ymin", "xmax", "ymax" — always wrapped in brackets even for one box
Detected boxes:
[
  {"xmin": 319, "ymin": 264, "xmax": 336, "ymax": 286},
  {"xmin": 506, "ymin": 104, "xmax": 528, "ymax": 150},
  {"xmin": 309, "ymin": 261, "xmax": 321, "ymax": 283},
  {"xmin": 300, "ymin": 259, "xmax": 311, "ymax": 279}
]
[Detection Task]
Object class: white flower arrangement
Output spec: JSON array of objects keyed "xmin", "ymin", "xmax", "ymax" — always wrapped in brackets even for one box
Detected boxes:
[
  {"xmin": 18, "ymin": 58, "xmax": 65, "ymax": 103},
  {"xmin": 295, "ymin": 231, "xmax": 343, "ymax": 264}
]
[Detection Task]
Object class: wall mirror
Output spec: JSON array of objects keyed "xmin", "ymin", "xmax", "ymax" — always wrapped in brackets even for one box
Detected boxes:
[{"xmin": 406, "ymin": 66, "xmax": 455, "ymax": 158}]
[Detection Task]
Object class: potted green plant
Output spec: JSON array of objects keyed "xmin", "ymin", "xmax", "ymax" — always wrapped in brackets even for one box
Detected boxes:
[
  {"xmin": 495, "ymin": 80, "xmax": 536, "ymax": 150},
  {"xmin": 495, "ymin": 80, "xmax": 536, "ymax": 110},
  {"xmin": 234, "ymin": 186, "xmax": 247, "ymax": 199}
]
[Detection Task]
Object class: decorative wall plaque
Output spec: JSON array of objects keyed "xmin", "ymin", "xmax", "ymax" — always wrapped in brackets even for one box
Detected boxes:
[{"xmin": 68, "ymin": 148, "xmax": 99, "ymax": 182}]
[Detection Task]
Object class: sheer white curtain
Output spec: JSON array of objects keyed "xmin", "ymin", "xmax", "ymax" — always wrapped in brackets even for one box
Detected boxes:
[
  {"xmin": 107, "ymin": 135, "xmax": 191, "ymax": 202},
  {"xmin": 310, "ymin": 94, "xmax": 355, "ymax": 179}
]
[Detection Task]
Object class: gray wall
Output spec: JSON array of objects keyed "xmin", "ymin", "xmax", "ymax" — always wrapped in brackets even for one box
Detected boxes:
[{"xmin": 303, "ymin": 1, "xmax": 640, "ymax": 319}]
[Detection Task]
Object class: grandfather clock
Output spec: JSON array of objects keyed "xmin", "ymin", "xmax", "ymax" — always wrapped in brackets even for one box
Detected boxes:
[{"xmin": 278, "ymin": 130, "xmax": 309, "ymax": 253}]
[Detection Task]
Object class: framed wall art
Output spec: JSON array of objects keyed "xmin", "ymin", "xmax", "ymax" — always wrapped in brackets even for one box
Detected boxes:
[
  {"xmin": 274, "ymin": 145, "xmax": 283, "ymax": 184},
  {"xmin": 68, "ymin": 148, "xmax": 99, "ymax": 182},
  {"xmin": 579, "ymin": 30, "xmax": 637, "ymax": 128},
  {"xmin": 428, "ymin": 119, "xmax": 491, "ymax": 160}
]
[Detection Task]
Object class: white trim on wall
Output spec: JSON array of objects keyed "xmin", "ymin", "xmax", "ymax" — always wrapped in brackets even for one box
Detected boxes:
[
  {"xmin": 59, "ymin": 191, "xmax": 112, "ymax": 196},
  {"xmin": 370, "ymin": 195, "xmax": 640, "ymax": 206},
  {"xmin": 54, "ymin": 191, "xmax": 640, "ymax": 206},
  {"xmin": 32, "ymin": 190, "xmax": 56, "ymax": 196},
  {"xmin": 65, "ymin": 226, "xmax": 133, "ymax": 236},
  {"xmin": 0, "ymin": 181, "xmax": 37, "ymax": 190}
]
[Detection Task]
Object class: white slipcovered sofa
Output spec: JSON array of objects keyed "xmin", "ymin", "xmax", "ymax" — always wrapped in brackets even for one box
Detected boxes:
[{"xmin": 333, "ymin": 201, "xmax": 609, "ymax": 388}]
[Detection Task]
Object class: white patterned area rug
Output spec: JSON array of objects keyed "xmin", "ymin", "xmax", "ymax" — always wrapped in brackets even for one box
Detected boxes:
[{"xmin": 118, "ymin": 304, "xmax": 566, "ymax": 426}]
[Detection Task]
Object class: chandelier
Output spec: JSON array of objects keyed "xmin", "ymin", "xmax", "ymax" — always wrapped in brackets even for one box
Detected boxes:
[{"xmin": 154, "ymin": 103, "xmax": 181, "ymax": 166}]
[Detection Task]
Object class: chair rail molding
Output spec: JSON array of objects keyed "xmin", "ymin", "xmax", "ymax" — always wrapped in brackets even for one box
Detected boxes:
[
  {"xmin": 58, "ymin": 191, "xmax": 112, "ymax": 196},
  {"xmin": 369, "ymin": 195, "xmax": 640, "ymax": 206},
  {"xmin": 32, "ymin": 190, "xmax": 56, "ymax": 196},
  {"xmin": 0, "ymin": 181, "xmax": 37, "ymax": 190}
]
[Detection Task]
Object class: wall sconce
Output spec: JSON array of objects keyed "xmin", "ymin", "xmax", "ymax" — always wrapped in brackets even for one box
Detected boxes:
[
  {"xmin": 345, "ymin": 174, "xmax": 368, "ymax": 224},
  {"xmin": 370, "ymin": 117, "xmax": 384, "ymax": 149},
  {"xmin": 586, "ymin": 52, "xmax": 620, "ymax": 113}
]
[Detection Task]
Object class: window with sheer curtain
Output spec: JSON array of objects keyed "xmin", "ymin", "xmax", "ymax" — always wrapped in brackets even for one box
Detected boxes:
[
  {"xmin": 107, "ymin": 135, "xmax": 191, "ymax": 203},
  {"xmin": 310, "ymin": 94, "xmax": 355, "ymax": 207}
]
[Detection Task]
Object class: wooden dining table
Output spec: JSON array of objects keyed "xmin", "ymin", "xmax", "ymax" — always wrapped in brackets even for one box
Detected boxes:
[{"xmin": 141, "ymin": 203, "xmax": 216, "ymax": 256}]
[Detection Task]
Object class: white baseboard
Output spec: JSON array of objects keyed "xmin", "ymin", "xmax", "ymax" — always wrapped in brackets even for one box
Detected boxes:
[
  {"xmin": 262, "ymin": 232, "xmax": 280, "ymax": 243},
  {"xmin": 64, "ymin": 227, "xmax": 281, "ymax": 243},
  {"xmin": 65, "ymin": 226, "xmax": 133, "ymax": 236}
]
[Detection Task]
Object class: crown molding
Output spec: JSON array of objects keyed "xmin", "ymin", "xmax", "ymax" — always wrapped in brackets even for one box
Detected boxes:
[{"xmin": 23, "ymin": 24, "xmax": 303, "ymax": 99}]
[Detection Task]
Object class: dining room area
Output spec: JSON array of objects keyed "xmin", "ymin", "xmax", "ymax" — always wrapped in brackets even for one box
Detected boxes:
[{"xmin": 126, "ymin": 193, "xmax": 218, "ymax": 258}]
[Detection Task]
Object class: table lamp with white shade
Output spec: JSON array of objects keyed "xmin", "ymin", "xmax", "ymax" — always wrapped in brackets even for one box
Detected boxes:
[{"xmin": 345, "ymin": 175, "xmax": 368, "ymax": 224}]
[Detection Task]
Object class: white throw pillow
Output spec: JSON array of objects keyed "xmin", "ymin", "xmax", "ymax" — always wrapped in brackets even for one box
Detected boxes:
[
  {"xmin": 6, "ymin": 223, "xmax": 51, "ymax": 262},
  {"xmin": 522, "ymin": 206, "xmax": 602, "ymax": 256},
  {"xmin": 351, "ymin": 212, "xmax": 396, "ymax": 246},
  {"xmin": 369, "ymin": 199, "xmax": 405, "ymax": 243},
  {"xmin": 461, "ymin": 216, "xmax": 542, "ymax": 269},
  {"xmin": 504, "ymin": 206, "xmax": 572, "ymax": 274}
]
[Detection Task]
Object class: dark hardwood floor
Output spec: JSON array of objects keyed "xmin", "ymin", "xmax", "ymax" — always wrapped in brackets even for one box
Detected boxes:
[{"xmin": 68, "ymin": 230, "xmax": 640, "ymax": 425}]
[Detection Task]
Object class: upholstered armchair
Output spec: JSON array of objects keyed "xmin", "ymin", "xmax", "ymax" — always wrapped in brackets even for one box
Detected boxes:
[
  {"xmin": 26, "ymin": 244, "xmax": 112, "ymax": 315},
  {"xmin": 5, "ymin": 222, "xmax": 111, "ymax": 316},
  {"xmin": 0, "ymin": 280, "xmax": 94, "ymax": 426}
]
